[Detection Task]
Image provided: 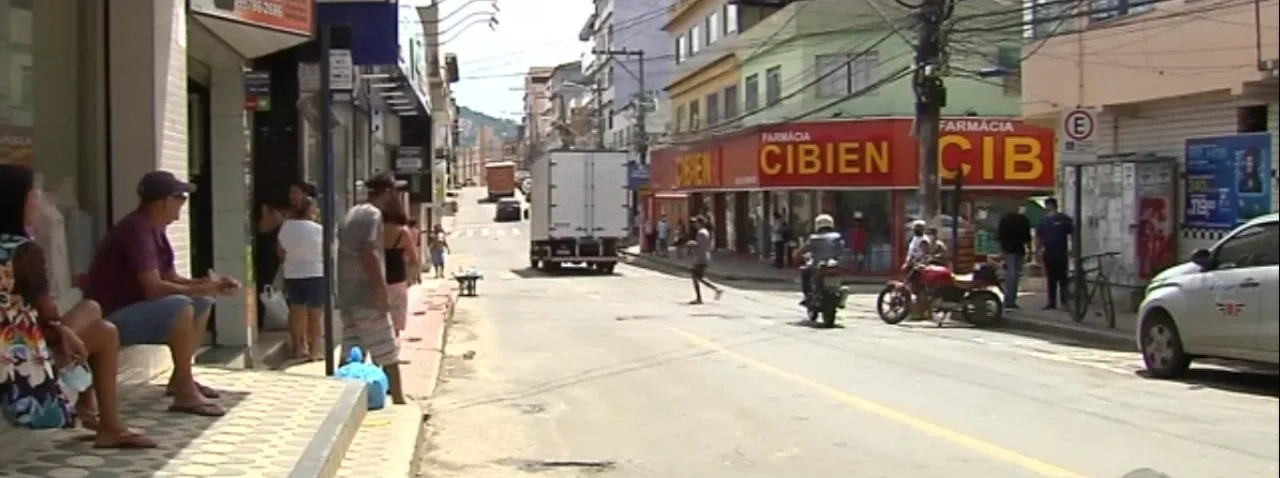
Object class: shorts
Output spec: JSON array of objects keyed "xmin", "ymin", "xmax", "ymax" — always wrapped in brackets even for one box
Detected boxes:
[
  {"xmin": 691, "ymin": 263, "xmax": 708, "ymax": 279},
  {"xmin": 340, "ymin": 309, "xmax": 400, "ymax": 365},
  {"xmin": 430, "ymin": 249, "xmax": 446, "ymax": 267},
  {"xmin": 285, "ymin": 277, "xmax": 326, "ymax": 307},
  {"xmin": 106, "ymin": 295, "xmax": 215, "ymax": 346}
]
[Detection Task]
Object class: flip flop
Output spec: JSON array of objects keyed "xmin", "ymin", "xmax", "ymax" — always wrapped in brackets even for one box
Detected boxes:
[
  {"xmin": 93, "ymin": 431, "xmax": 158, "ymax": 449},
  {"xmin": 167, "ymin": 403, "xmax": 226, "ymax": 417},
  {"xmin": 165, "ymin": 382, "xmax": 221, "ymax": 399}
]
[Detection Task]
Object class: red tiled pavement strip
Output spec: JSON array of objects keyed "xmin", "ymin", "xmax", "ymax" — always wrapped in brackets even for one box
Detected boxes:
[{"xmin": 399, "ymin": 279, "xmax": 458, "ymax": 401}]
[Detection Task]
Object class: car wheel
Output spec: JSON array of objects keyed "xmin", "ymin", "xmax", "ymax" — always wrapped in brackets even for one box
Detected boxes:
[{"xmin": 1140, "ymin": 310, "xmax": 1191, "ymax": 379}]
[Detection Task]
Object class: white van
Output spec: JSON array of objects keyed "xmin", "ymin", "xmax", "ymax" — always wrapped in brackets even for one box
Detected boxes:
[{"xmin": 1136, "ymin": 213, "xmax": 1279, "ymax": 377}]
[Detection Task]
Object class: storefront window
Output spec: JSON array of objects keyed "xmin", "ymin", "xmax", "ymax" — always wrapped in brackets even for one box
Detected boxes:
[
  {"xmin": 829, "ymin": 190, "xmax": 895, "ymax": 272},
  {"xmin": 749, "ymin": 191, "xmax": 766, "ymax": 256},
  {"xmin": 723, "ymin": 193, "xmax": 736, "ymax": 251},
  {"xmin": 788, "ymin": 191, "xmax": 816, "ymax": 238},
  {"xmin": 2, "ymin": 0, "xmax": 106, "ymax": 302}
]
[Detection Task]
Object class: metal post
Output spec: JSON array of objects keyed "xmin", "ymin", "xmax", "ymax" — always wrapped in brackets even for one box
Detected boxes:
[
  {"xmin": 594, "ymin": 80, "xmax": 605, "ymax": 148},
  {"xmin": 915, "ymin": 0, "xmax": 948, "ymax": 221},
  {"xmin": 319, "ymin": 25, "xmax": 338, "ymax": 376},
  {"xmin": 1071, "ymin": 163, "xmax": 1085, "ymax": 320}
]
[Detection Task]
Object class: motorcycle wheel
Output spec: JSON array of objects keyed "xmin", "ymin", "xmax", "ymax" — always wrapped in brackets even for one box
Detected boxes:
[
  {"xmin": 806, "ymin": 307, "xmax": 818, "ymax": 321},
  {"xmin": 961, "ymin": 290, "xmax": 1004, "ymax": 328},
  {"xmin": 821, "ymin": 300, "xmax": 837, "ymax": 328},
  {"xmin": 876, "ymin": 285, "xmax": 912, "ymax": 325}
]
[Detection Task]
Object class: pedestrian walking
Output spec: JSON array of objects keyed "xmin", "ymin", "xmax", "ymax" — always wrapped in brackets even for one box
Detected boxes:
[
  {"xmin": 1035, "ymin": 198, "xmax": 1075, "ymax": 311},
  {"xmin": 687, "ymin": 216, "xmax": 723, "ymax": 304},
  {"xmin": 996, "ymin": 206, "xmax": 1032, "ymax": 309},
  {"xmin": 427, "ymin": 224, "xmax": 450, "ymax": 278},
  {"xmin": 336, "ymin": 172, "xmax": 406, "ymax": 405}
]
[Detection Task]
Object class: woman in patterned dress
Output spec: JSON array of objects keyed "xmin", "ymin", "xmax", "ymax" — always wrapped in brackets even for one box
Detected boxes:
[{"xmin": 0, "ymin": 164, "xmax": 155, "ymax": 448}]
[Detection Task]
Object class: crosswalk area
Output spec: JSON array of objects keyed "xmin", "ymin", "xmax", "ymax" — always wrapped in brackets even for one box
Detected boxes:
[{"xmin": 449, "ymin": 224, "xmax": 525, "ymax": 238}]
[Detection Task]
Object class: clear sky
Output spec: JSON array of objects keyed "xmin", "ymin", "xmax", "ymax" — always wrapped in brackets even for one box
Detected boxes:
[{"xmin": 410, "ymin": 0, "xmax": 594, "ymax": 120}]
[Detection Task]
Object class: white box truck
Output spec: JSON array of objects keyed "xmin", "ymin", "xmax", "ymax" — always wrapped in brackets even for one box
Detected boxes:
[{"xmin": 528, "ymin": 149, "xmax": 630, "ymax": 273}]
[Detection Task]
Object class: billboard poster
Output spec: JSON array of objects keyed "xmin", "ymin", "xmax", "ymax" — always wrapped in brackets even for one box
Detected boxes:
[
  {"xmin": 1183, "ymin": 133, "xmax": 1273, "ymax": 231},
  {"xmin": 189, "ymin": 0, "xmax": 314, "ymax": 37}
]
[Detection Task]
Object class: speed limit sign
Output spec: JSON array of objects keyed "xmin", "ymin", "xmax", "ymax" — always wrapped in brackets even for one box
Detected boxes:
[{"xmin": 1060, "ymin": 108, "xmax": 1098, "ymax": 163}]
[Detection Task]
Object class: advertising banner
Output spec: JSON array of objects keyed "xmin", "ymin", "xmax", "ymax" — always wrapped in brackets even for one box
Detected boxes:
[
  {"xmin": 190, "ymin": 0, "xmax": 314, "ymax": 36},
  {"xmin": 1183, "ymin": 133, "xmax": 1273, "ymax": 231},
  {"xmin": 627, "ymin": 163, "xmax": 650, "ymax": 191}
]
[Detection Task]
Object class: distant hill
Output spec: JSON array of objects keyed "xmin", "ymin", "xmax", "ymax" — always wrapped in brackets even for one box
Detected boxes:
[{"xmin": 457, "ymin": 106, "xmax": 519, "ymax": 148}]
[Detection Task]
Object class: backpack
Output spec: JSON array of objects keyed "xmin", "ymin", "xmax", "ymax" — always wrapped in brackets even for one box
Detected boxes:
[{"xmin": 335, "ymin": 347, "xmax": 390, "ymax": 410}]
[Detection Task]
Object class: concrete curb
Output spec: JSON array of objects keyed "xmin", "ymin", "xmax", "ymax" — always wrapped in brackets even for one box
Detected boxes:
[
  {"xmin": 403, "ymin": 281, "xmax": 459, "ymax": 478},
  {"xmin": 1000, "ymin": 313, "xmax": 1136, "ymax": 351}
]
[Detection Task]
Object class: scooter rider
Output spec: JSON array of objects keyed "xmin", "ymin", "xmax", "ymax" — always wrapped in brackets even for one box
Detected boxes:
[{"xmin": 797, "ymin": 214, "xmax": 845, "ymax": 306}]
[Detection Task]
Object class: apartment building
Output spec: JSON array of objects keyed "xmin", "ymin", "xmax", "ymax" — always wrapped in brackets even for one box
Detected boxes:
[
  {"xmin": 1023, "ymin": 0, "xmax": 1278, "ymax": 259},
  {"xmin": 521, "ymin": 66, "xmax": 554, "ymax": 167},
  {"xmin": 544, "ymin": 61, "xmax": 594, "ymax": 149},
  {"xmin": 579, "ymin": 0, "xmax": 674, "ymax": 154},
  {"xmin": 649, "ymin": 0, "xmax": 1036, "ymax": 273}
]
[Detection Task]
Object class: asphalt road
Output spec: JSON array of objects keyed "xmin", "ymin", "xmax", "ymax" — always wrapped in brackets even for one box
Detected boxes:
[{"xmin": 419, "ymin": 187, "xmax": 1279, "ymax": 478}]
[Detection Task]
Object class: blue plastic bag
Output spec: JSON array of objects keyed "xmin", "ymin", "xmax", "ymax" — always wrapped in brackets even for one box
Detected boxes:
[{"xmin": 335, "ymin": 347, "xmax": 390, "ymax": 410}]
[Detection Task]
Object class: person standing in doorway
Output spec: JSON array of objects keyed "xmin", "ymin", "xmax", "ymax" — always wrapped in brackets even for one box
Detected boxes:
[
  {"xmin": 771, "ymin": 212, "xmax": 788, "ymax": 268},
  {"xmin": 1035, "ymin": 198, "xmax": 1075, "ymax": 311},
  {"xmin": 848, "ymin": 211, "xmax": 868, "ymax": 273},
  {"xmin": 688, "ymin": 216, "xmax": 723, "ymax": 304},
  {"xmin": 656, "ymin": 214, "xmax": 670, "ymax": 257},
  {"xmin": 336, "ymin": 172, "xmax": 406, "ymax": 404},
  {"xmin": 996, "ymin": 206, "xmax": 1032, "ymax": 309}
]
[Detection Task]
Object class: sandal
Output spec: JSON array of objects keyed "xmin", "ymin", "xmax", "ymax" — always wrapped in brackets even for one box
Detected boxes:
[
  {"xmin": 165, "ymin": 381, "xmax": 221, "ymax": 399},
  {"xmin": 93, "ymin": 431, "xmax": 158, "ymax": 449},
  {"xmin": 167, "ymin": 402, "xmax": 226, "ymax": 417}
]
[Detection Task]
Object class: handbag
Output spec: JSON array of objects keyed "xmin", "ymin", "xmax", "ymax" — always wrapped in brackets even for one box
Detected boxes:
[{"xmin": 259, "ymin": 284, "xmax": 289, "ymax": 331}]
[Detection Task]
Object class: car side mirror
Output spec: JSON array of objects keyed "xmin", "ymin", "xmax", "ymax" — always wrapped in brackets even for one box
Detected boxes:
[
  {"xmin": 523, "ymin": 209, "xmax": 530, "ymax": 220},
  {"xmin": 1190, "ymin": 248, "xmax": 1212, "ymax": 269}
]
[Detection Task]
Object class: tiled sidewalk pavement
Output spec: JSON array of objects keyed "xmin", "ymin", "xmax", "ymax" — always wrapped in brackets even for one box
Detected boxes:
[
  {"xmin": 286, "ymin": 277, "xmax": 459, "ymax": 478},
  {"xmin": 0, "ymin": 365, "xmax": 365, "ymax": 478},
  {"xmin": 626, "ymin": 247, "xmax": 1139, "ymax": 349}
]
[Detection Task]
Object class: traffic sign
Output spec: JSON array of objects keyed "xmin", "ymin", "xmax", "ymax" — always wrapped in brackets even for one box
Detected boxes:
[{"xmin": 1060, "ymin": 108, "xmax": 1098, "ymax": 163}]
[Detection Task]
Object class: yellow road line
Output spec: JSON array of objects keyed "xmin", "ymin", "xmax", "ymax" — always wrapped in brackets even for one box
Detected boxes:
[{"xmin": 667, "ymin": 326, "xmax": 1085, "ymax": 478}]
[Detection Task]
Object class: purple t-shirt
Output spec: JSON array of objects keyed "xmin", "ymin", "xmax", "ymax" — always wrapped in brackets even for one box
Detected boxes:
[{"xmin": 84, "ymin": 211, "xmax": 176, "ymax": 315}]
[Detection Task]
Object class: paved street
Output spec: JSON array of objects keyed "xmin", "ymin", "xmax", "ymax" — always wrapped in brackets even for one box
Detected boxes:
[{"xmin": 418, "ymin": 188, "xmax": 1278, "ymax": 478}]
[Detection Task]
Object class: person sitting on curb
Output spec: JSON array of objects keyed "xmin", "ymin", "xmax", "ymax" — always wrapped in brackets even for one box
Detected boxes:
[
  {"xmin": 0, "ymin": 164, "xmax": 157, "ymax": 448},
  {"xmin": 84, "ymin": 171, "xmax": 242, "ymax": 417}
]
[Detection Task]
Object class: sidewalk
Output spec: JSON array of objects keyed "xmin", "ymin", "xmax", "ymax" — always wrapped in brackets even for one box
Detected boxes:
[
  {"xmin": 285, "ymin": 276, "xmax": 460, "ymax": 478},
  {"xmin": 625, "ymin": 246, "xmax": 1138, "ymax": 350}
]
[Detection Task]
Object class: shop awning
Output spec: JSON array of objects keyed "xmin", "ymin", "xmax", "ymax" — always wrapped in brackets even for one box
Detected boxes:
[{"xmin": 188, "ymin": 0, "xmax": 313, "ymax": 59}]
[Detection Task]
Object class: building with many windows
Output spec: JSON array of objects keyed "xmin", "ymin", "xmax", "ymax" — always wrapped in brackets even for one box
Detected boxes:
[
  {"xmin": 648, "ymin": 0, "xmax": 1041, "ymax": 274},
  {"xmin": 579, "ymin": 0, "xmax": 674, "ymax": 154}
]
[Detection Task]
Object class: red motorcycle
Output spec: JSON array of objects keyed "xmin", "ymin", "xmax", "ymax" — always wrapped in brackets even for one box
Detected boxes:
[{"xmin": 876, "ymin": 261, "xmax": 1005, "ymax": 327}]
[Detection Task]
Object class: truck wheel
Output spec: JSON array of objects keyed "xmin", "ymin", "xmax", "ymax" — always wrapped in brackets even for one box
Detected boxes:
[
  {"xmin": 601, "ymin": 262, "xmax": 616, "ymax": 274},
  {"xmin": 530, "ymin": 258, "xmax": 540, "ymax": 270}
]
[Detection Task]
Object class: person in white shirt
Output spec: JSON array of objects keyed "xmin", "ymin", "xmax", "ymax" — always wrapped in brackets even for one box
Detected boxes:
[
  {"xmin": 904, "ymin": 220, "xmax": 931, "ymax": 269},
  {"xmin": 656, "ymin": 215, "xmax": 670, "ymax": 257},
  {"xmin": 276, "ymin": 197, "xmax": 326, "ymax": 361}
]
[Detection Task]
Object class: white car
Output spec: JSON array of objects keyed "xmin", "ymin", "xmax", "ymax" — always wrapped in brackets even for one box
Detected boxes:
[{"xmin": 1136, "ymin": 213, "xmax": 1279, "ymax": 378}]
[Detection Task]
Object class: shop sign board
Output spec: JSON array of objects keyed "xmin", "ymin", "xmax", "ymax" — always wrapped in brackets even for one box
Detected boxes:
[
  {"xmin": 674, "ymin": 150, "xmax": 719, "ymax": 189},
  {"xmin": 755, "ymin": 123, "xmax": 906, "ymax": 188},
  {"xmin": 936, "ymin": 118, "xmax": 1056, "ymax": 189},
  {"xmin": 189, "ymin": 0, "xmax": 314, "ymax": 37}
]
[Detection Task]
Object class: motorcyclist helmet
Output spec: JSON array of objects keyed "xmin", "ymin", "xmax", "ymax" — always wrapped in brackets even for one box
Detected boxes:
[{"xmin": 813, "ymin": 214, "xmax": 835, "ymax": 230}]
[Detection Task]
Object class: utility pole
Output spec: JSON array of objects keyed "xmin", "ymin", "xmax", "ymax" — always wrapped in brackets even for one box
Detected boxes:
[
  {"xmin": 914, "ymin": 0, "xmax": 950, "ymax": 222},
  {"xmin": 592, "ymin": 79, "xmax": 605, "ymax": 148},
  {"xmin": 594, "ymin": 48, "xmax": 649, "ymax": 238},
  {"xmin": 593, "ymin": 48, "xmax": 648, "ymax": 160}
]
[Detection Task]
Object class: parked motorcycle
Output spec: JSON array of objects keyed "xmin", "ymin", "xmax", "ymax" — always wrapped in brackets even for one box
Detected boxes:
[
  {"xmin": 876, "ymin": 261, "xmax": 1004, "ymax": 327},
  {"xmin": 803, "ymin": 260, "xmax": 850, "ymax": 328}
]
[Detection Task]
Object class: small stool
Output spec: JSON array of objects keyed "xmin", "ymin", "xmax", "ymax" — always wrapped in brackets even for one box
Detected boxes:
[{"xmin": 453, "ymin": 274, "xmax": 481, "ymax": 297}]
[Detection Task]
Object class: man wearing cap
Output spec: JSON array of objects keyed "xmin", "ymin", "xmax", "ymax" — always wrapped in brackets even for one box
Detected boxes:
[
  {"xmin": 336, "ymin": 172, "xmax": 406, "ymax": 404},
  {"xmin": 84, "ymin": 171, "xmax": 242, "ymax": 418}
]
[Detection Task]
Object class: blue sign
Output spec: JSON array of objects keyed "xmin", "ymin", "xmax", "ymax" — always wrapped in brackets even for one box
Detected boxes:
[
  {"xmin": 627, "ymin": 163, "xmax": 650, "ymax": 190},
  {"xmin": 244, "ymin": 71, "xmax": 271, "ymax": 95},
  {"xmin": 1183, "ymin": 133, "xmax": 1273, "ymax": 231}
]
